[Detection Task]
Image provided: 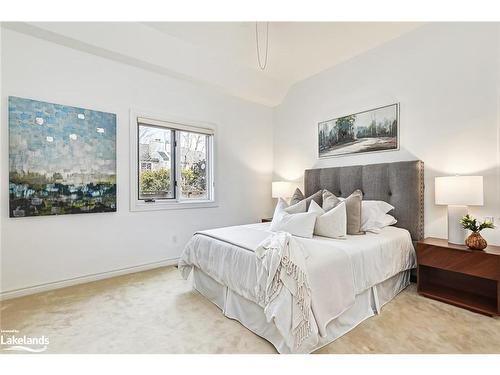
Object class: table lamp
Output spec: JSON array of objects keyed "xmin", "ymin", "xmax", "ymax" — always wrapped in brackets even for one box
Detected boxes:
[
  {"xmin": 272, "ymin": 181, "xmax": 294, "ymax": 200},
  {"xmin": 435, "ymin": 176, "xmax": 484, "ymax": 244}
]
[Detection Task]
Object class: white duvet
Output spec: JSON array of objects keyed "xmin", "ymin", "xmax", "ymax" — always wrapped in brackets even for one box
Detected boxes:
[{"xmin": 178, "ymin": 223, "xmax": 415, "ymax": 351}]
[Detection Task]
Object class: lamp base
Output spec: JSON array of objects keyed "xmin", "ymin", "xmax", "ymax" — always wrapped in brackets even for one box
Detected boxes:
[{"xmin": 447, "ymin": 205, "xmax": 467, "ymax": 245}]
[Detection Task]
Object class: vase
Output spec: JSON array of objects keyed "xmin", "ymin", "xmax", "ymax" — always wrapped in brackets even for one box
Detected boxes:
[{"xmin": 465, "ymin": 232, "xmax": 487, "ymax": 250}]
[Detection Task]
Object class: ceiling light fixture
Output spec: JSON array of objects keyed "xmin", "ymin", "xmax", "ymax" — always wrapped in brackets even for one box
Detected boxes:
[{"xmin": 255, "ymin": 22, "xmax": 269, "ymax": 70}]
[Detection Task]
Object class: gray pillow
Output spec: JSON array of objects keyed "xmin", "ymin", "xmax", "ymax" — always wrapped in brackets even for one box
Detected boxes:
[
  {"xmin": 290, "ymin": 188, "xmax": 322, "ymax": 209},
  {"xmin": 322, "ymin": 189, "xmax": 341, "ymax": 211},
  {"xmin": 289, "ymin": 188, "xmax": 305, "ymax": 205},
  {"xmin": 323, "ymin": 189, "xmax": 364, "ymax": 235},
  {"xmin": 344, "ymin": 189, "xmax": 364, "ymax": 235}
]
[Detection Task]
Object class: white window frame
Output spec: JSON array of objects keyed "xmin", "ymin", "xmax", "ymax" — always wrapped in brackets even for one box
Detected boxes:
[{"xmin": 130, "ymin": 108, "xmax": 217, "ymax": 212}]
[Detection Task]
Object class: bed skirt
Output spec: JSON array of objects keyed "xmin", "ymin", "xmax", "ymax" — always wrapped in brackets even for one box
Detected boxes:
[{"xmin": 191, "ymin": 267, "xmax": 411, "ymax": 354}]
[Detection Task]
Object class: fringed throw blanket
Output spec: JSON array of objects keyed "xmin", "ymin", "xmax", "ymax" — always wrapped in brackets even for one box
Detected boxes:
[
  {"xmin": 255, "ymin": 232, "xmax": 315, "ymax": 350},
  {"xmin": 179, "ymin": 223, "xmax": 358, "ymax": 353}
]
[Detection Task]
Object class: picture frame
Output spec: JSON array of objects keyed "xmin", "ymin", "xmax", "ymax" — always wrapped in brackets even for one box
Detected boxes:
[{"xmin": 318, "ymin": 103, "xmax": 400, "ymax": 158}]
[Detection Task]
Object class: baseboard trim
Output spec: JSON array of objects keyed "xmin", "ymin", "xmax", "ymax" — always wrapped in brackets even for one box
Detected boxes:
[{"xmin": 0, "ymin": 257, "xmax": 179, "ymax": 301}]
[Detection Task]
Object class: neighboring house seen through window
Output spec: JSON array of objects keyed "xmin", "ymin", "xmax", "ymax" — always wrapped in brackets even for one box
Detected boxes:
[{"xmin": 136, "ymin": 117, "xmax": 214, "ymax": 206}]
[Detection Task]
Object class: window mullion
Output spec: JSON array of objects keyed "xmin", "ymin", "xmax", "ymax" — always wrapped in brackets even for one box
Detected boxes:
[
  {"xmin": 207, "ymin": 135, "xmax": 212, "ymax": 200},
  {"xmin": 174, "ymin": 130, "xmax": 180, "ymax": 202}
]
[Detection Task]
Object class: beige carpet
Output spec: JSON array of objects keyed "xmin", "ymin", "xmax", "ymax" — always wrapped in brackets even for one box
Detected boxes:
[{"xmin": 1, "ymin": 266, "xmax": 499, "ymax": 354}]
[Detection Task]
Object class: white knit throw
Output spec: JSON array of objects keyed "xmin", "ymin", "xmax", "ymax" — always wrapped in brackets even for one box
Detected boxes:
[{"xmin": 255, "ymin": 232, "xmax": 312, "ymax": 349}]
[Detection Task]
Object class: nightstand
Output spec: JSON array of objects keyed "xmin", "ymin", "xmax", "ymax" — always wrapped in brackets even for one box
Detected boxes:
[
  {"xmin": 416, "ymin": 237, "xmax": 500, "ymax": 316},
  {"xmin": 261, "ymin": 218, "xmax": 272, "ymax": 223}
]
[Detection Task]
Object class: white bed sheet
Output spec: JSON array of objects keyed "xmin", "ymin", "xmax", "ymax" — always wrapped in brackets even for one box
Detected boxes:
[
  {"xmin": 182, "ymin": 222, "xmax": 415, "ymax": 297},
  {"xmin": 302, "ymin": 225, "xmax": 416, "ymax": 293}
]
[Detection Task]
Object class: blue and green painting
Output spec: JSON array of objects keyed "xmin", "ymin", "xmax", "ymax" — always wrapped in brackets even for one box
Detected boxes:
[{"xmin": 9, "ymin": 97, "xmax": 117, "ymax": 217}]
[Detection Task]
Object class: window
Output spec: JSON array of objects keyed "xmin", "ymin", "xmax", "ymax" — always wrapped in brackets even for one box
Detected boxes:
[
  {"xmin": 131, "ymin": 114, "xmax": 215, "ymax": 211},
  {"xmin": 138, "ymin": 125, "xmax": 174, "ymax": 200},
  {"xmin": 179, "ymin": 131, "xmax": 209, "ymax": 200}
]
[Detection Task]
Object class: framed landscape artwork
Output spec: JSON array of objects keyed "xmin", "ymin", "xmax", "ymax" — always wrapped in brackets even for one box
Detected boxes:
[
  {"xmin": 318, "ymin": 103, "xmax": 399, "ymax": 158},
  {"xmin": 9, "ymin": 96, "xmax": 117, "ymax": 217}
]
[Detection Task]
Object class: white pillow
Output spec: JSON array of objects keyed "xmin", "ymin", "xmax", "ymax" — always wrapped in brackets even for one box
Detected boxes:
[
  {"xmin": 270, "ymin": 199, "xmax": 317, "ymax": 238},
  {"xmin": 378, "ymin": 214, "xmax": 397, "ymax": 227},
  {"xmin": 271, "ymin": 198, "xmax": 306, "ymax": 220},
  {"xmin": 363, "ymin": 214, "xmax": 397, "ymax": 233},
  {"xmin": 284, "ymin": 199, "xmax": 307, "ymax": 214},
  {"xmin": 363, "ymin": 200, "xmax": 394, "ymax": 214},
  {"xmin": 308, "ymin": 200, "xmax": 347, "ymax": 239},
  {"xmin": 360, "ymin": 200, "xmax": 395, "ymax": 232}
]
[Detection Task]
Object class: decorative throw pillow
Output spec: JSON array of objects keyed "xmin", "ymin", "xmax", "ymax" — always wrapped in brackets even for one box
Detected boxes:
[
  {"xmin": 270, "ymin": 198, "xmax": 317, "ymax": 238},
  {"xmin": 323, "ymin": 189, "xmax": 364, "ymax": 235},
  {"xmin": 322, "ymin": 189, "xmax": 341, "ymax": 211},
  {"xmin": 289, "ymin": 188, "xmax": 305, "ymax": 205},
  {"xmin": 289, "ymin": 188, "xmax": 322, "ymax": 209},
  {"xmin": 344, "ymin": 189, "xmax": 364, "ymax": 235},
  {"xmin": 271, "ymin": 198, "xmax": 306, "ymax": 220},
  {"xmin": 284, "ymin": 199, "xmax": 307, "ymax": 214},
  {"xmin": 308, "ymin": 200, "xmax": 347, "ymax": 238}
]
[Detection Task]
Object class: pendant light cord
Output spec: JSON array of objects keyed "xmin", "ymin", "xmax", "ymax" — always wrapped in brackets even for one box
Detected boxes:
[{"xmin": 255, "ymin": 22, "xmax": 269, "ymax": 70}]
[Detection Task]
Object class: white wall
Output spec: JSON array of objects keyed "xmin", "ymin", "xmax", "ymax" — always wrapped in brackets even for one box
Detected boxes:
[
  {"xmin": 2, "ymin": 22, "xmax": 500, "ymax": 297},
  {"xmin": 0, "ymin": 24, "xmax": 3, "ymax": 290},
  {"xmin": 0, "ymin": 29, "xmax": 274, "ymax": 295},
  {"xmin": 273, "ymin": 23, "xmax": 500, "ymax": 244}
]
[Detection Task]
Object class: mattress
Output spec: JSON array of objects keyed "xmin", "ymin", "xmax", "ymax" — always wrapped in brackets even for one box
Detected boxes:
[{"xmin": 182, "ymin": 222, "xmax": 415, "ymax": 296}]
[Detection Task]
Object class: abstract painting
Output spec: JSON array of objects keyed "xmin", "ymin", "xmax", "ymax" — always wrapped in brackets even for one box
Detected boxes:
[
  {"xmin": 9, "ymin": 97, "xmax": 116, "ymax": 217},
  {"xmin": 318, "ymin": 103, "xmax": 399, "ymax": 158}
]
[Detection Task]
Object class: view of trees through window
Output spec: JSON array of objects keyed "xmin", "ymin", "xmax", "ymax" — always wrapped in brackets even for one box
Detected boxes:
[
  {"xmin": 138, "ymin": 125, "xmax": 173, "ymax": 200},
  {"xmin": 180, "ymin": 131, "xmax": 208, "ymax": 199},
  {"xmin": 138, "ymin": 124, "xmax": 209, "ymax": 201}
]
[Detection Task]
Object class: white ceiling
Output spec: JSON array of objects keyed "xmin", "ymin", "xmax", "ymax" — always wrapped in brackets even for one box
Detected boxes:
[
  {"xmin": 3, "ymin": 22, "xmax": 423, "ymax": 106},
  {"xmin": 145, "ymin": 22, "xmax": 423, "ymax": 85}
]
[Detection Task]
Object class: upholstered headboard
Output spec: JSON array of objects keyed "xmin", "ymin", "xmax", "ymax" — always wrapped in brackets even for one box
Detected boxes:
[{"xmin": 304, "ymin": 160, "xmax": 424, "ymax": 241}]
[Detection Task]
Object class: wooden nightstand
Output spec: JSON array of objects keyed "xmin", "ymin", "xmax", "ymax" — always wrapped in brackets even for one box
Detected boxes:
[
  {"xmin": 416, "ymin": 237, "xmax": 500, "ymax": 316},
  {"xmin": 261, "ymin": 218, "xmax": 272, "ymax": 223}
]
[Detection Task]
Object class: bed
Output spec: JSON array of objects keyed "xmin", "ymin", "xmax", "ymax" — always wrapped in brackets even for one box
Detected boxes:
[{"xmin": 179, "ymin": 160, "xmax": 424, "ymax": 354}]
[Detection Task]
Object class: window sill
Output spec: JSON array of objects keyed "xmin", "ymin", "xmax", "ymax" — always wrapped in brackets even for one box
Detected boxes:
[{"xmin": 130, "ymin": 200, "xmax": 218, "ymax": 212}]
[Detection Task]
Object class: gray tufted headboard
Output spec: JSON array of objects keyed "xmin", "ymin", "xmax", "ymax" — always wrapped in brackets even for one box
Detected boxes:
[{"xmin": 304, "ymin": 160, "xmax": 424, "ymax": 241}]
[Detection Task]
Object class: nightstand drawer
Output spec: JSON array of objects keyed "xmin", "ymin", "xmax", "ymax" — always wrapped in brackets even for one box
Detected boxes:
[{"xmin": 417, "ymin": 244, "xmax": 499, "ymax": 280}]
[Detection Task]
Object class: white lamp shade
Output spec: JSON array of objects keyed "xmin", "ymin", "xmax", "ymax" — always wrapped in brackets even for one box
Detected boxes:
[
  {"xmin": 272, "ymin": 181, "xmax": 294, "ymax": 198},
  {"xmin": 435, "ymin": 176, "xmax": 483, "ymax": 206}
]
